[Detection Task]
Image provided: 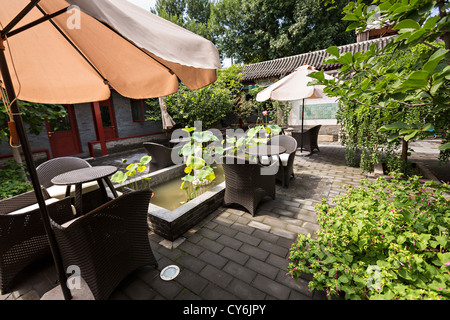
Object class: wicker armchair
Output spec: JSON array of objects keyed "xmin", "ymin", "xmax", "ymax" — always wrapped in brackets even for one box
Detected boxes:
[
  {"xmin": 268, "ymin": 135, "xmax": 297, "ymax": 188},
  {"xmin": 0, "ymin": 189, "xmax": 74, "ymax": 294},
  {"xmin": 50, "ymin": 190, "xmax": 158, "ymax": 300},
  {"xmin": 143, "ymin": 142, "xmax": 177, "ymax": 172},
  {"xmin": 292, "ymin": 125, "xmax": 321, "ymax": 153},
  {"xmin": 221, "ymin": 156, "xmax": 277, "ymax": 216},
  {"xmin": 36, "ymin": 156, "xmax": 100, "ymax": 199}
]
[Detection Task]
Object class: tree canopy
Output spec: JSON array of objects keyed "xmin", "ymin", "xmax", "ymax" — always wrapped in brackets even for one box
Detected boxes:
[
  {"xmin": 211, "ymin": 0, "xmax": 358, "ymax": 63},
  {"xmin": 0, "ymin": 101, "xmax": 66, "ymax": 142},
  {"xmin": 152, "ymin": 0, "xmax": 212, "ymax": 40},
  {"xmin": 153, "ymin": 0, "xmax": 359, "ymax": 64}
]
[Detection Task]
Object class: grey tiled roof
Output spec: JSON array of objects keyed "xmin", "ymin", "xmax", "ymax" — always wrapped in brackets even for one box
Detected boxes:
[{"xmin": 242, "ymin": 36, "xmax": 394, "ymax": 81}]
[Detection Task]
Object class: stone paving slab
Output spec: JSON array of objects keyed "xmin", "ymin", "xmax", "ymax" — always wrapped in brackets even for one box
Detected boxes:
[{"xmin": 3, "ymin": 141, "xmax": 448, "ymax": 302}]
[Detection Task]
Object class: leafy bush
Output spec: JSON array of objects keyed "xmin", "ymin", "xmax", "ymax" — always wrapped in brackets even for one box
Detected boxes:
[
  {"xmin": 146, "ymin": 64, "xmax": 243, "ymax": 128},
  {"xmin": 0, "ymin": 160, "xmax": 32, "ymax": 199},
  {"xmin": 287, "ymin": 173, "xmax": 450, "ymax": 300}
]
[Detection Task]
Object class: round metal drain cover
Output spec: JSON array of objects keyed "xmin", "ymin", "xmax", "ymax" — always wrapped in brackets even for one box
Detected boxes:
[{"xmin": 160, "ymin": 265, "xmax": 180, "ymax": 281}]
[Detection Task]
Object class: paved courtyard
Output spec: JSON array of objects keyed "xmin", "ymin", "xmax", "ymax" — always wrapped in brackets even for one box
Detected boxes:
[{"xmin": 1, "ymin": 140, "xmax": 447, "ymax": 301}]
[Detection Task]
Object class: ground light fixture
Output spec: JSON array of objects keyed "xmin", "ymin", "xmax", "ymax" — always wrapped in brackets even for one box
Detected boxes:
[{"xmin": 160, "ymin": 265, "xmax": 180, "ymax": 281}]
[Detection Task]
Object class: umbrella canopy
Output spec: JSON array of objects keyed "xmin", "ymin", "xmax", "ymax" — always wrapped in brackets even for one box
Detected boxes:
[
  {"xmin": 256, "ymin": 65, "xmax": 336, "ymax": 152},
  {"xmin": 255, "ymin": 65, "xmax": 333, "ymax": 102},
  {"xmin": 0, "ymin": 0, "xmax": 221, "ymax": 300},
  {"xmin": 0, "ymin": 0, "xmax": 221, "ymax": 104}
]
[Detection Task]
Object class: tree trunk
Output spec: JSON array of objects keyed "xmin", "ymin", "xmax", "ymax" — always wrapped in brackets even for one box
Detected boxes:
[
  {"xmin": 11, "ymin": 146, "xmax": 22, "ymax": 164},
  {"xmin": 10, "ymin": 146, "xmax": 28, "ymax": 181},
  {"xmin": 277, "ymin": 105, "xmax": 284, "ymax": 126},
  {"xmin": 438, "ymin": 1, "xmax": 450, "ymax": 50},
  {"xmin": 401, "ymin": 138, "xmax": 408, "ymax": 163}
]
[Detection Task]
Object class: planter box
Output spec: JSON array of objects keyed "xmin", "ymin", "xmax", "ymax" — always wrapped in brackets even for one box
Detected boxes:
[
  {"xmin": 368, "ymin": 161, "xmax": 440, "ymax": 182},
  {"xmin": 114, "ymin": 164, "xmax": 225, "ymax": 241},
  {"xmin": 147, "ymin": 182, "xmax": 225, "ymax": 241}
]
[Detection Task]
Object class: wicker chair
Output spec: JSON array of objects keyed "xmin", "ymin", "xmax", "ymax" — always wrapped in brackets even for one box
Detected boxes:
[
  {"xmin": 0, "ymin": 189, "xmax": 74, "ymax": 294},
  {"xmin": 221, "ymin": 156, "xmax": 277, "ymax": 216},
  {"xmin": 292, "ymin": 125, "xmax": 321, "ymax": 153},
  {"xmin": 36, "ymin": 156, "xmax": 100, "ymax": 199},
  {"xmin": 143, "ymin": 142, "xmax": 177, "ymax": 172},
  {"xmin": 268, "ymin": 135, "xmax": 297, "ymax": 188},
  {"xmin": 50, "ymin": 190, "xmax": 158, "ymax": 300}
]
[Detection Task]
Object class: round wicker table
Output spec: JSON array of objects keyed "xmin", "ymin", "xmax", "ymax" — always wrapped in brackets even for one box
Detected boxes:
[
  {"xmin": 169, "ymin": 137, "xmax": 191, "ymax": 147},
  {"xmin": 246, "ymin": 145, "xmax": 286, "ymax": 166},
  {"xmin": 51, "ymin": 166, "xmax": 118, "ymax": 216},
  {"xmin": 246, "ymin": 145, "xmax": 286, "ymax": 156}
]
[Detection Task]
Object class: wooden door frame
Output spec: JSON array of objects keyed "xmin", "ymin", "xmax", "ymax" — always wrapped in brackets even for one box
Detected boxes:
[
  {"xmin": 45, "ymin": 104, "xmax": 82, "ymax": 158},
  {"xmin": 96, "ymin": 97, "xmax": 118, "ymax": 139},
  {"xmin": 91, "ymin": 101, "xmax": 108, "ymax": 156}
]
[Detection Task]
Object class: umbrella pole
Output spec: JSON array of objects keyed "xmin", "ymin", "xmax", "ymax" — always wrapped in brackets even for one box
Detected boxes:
[
  {"xmin": 0, "ymin": 46, "xmax": 72, "ymax": 300},
  {"xmin": 301, "ymin": 99, "xmax": 304, "ymax": 152}
]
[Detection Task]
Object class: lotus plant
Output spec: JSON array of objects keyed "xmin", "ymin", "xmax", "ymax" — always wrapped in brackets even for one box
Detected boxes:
[
  {"xmin": 179, "ymin": 127, "xmax": 219, "ymax": 202},
  {"xmin": 110, "ymin": 155, "xmax": 152, "ymax": 191}
]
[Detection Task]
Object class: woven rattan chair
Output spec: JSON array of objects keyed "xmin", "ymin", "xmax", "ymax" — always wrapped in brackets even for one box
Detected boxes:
[
  {"xmin": 50, "ymin": 190, "xmax": 158, "ymax": 300},
  {"xmin": 292, "ymin": 125, "xmax": 321, "ymax": 153},
  {"xmin": 0, "ymin": 189, "xmax": 74, "ymax": 294},
  {"xmin": 143, "ymin": 142, "xmax": 177, "ymax": 172},
  {"xmin": 221, "ymin": 156, "xmax": 277, "ymax": 216},
  {"xmin": 36, "ymin": 156, "xmax": 100, "ymax": 199},
  {"xmin": 268, "ymin": 135, "xmax": 297, "ymax": 188}
]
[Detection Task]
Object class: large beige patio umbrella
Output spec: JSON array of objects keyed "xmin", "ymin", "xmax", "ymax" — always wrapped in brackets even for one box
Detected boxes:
[
  {"xmin": 0, "ymin": 0, "xmax": 220, "ymax": 299},
  {"xmin": 0, "ymin": 0, "xmax": 220, "ymax": 103},
  {"xmin": 256, "ymin": 65, "xmax": 335, "ymax": 151}
]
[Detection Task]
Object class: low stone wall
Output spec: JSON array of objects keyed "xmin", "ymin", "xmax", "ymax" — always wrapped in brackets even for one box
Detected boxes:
[
  {"xmin": 148, "ymin": 182, "xmax": 225, "ymax": 241},
  {"xmin": 114, "ymin": 163, "xmax": 225, "ymax": 241},
  {"xmin": 369, "ymin": 161, "xmax": 441, "ymax": 183},
  {"xmin": 91, "ymin": 133, "xmax": 169, "ymax": 157},
  {"xmin": 0, "ymin": 150, "xmax": 49, "ymax": 168}
]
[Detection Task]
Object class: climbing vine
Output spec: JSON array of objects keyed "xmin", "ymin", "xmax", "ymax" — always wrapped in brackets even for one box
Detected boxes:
[
  {"xmin": 320, "ymin": 41, "xmax": 449, "ymax": 174},
  {"xmin": 311, "ymin": 0, "xmax": 450, "ymax": 174}
]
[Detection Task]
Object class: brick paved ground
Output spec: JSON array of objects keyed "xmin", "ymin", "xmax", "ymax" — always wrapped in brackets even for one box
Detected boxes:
[{"xmin": 2, "ymin": 141, "xmax": 447, "ymax": 301}]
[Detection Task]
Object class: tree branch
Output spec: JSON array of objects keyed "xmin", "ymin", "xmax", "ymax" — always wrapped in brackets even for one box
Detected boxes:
[
  {"xmin": 354, "ymin": 99, "xmax": 434, "ymax": 109},
  {"xmin": 420, "ymin": 41, "xmax": 440, "ymax": 51},
  {"xmin": 391, "ymin": 99, "xmax": 435, "ymax": 107}
]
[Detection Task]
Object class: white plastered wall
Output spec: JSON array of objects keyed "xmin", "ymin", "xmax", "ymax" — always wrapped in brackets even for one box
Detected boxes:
[{"xmin": 287, "ymin": 97, "xmax": 339, "ymax": 126}]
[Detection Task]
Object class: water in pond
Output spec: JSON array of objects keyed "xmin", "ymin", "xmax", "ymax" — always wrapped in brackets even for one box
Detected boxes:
[{"xmin": 150, "ymin": 165, "xmax": 225, "ymax": 211}]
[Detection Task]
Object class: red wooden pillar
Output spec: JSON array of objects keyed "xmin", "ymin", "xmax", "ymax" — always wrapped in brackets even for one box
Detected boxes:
[{"xmin": 92, "ymin": 101, "xmax": 108, "ymax": 156}]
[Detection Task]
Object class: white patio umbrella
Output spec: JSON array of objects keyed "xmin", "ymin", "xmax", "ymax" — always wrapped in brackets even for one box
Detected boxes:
[
  {"xmin": 256, "ymin": 65, "xmax": 335, "ymax": 151},
  {"xmin": 0, "ymin": 0, "xmax": 220, "ymax": 299}
]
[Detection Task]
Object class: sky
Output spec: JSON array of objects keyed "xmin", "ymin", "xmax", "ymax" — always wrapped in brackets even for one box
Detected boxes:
[{"xmin": 127, "ymin": 0, "xmax": 157, "ymax": 11}]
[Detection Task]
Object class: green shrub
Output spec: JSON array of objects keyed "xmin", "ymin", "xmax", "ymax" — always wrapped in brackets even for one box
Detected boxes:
[
  {"xmin": 146, "ymin": 64, "xmax": 243, "ymax": 128},
  {"xmin": 287, "ymin": 173, "xmax": 450, "ymax": 300},
  {"xmin": 0, "ymin": 160, "xmax": 32, "ymax": 199}
]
